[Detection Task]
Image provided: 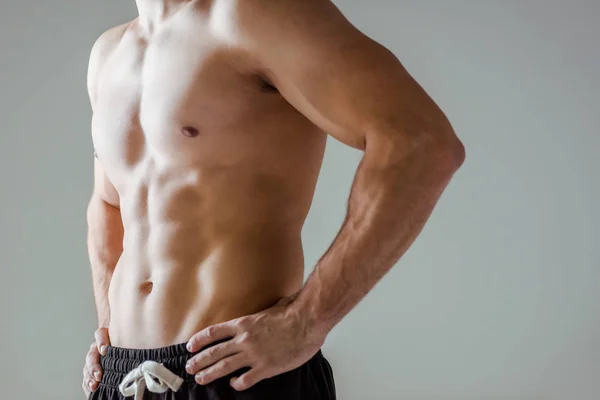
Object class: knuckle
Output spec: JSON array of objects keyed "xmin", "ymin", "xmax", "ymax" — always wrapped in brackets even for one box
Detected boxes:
[
  {"xmin": 207, "ymin": 345, "xmax": 220, "ymax": 358},
  {"xmin": 238, "ymin": 331, "xmax": 248, "ymax": 342},
  {"xmin": 219, "ymin": 358, "xmax": 230, "ymax": 371},
  {"xmin": 238, "ymin": 376, "xmax": 250, "ymax": 388},
  {"xmin": 205, "ymin": 325, "xmax": 216, "ymax": 339},
  {"xmin": 86, "ymin": 353, "xmax": 95, "ymax": 365},
  {"xmin": 235, "ymin": 317, "xmax": 248, "ymax": 329},
  {"xmin": 195, "ymin": 372, "xmax": 206, "ymax": 384},
  {"xmin": 94, "ymin": 328, "xmax": 108, "ymax": 344},
  {"xmin": 238, "ymin": 331, "xmax": 252, "ymax": 345}
]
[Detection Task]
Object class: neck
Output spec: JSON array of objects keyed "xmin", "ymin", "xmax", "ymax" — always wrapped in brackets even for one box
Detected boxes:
[{"xmin": 135, "ymin": 0, "xmax": 191, "ymax": 30}]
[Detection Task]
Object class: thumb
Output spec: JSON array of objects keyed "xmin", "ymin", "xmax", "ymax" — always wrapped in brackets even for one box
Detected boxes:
[{"xmin": 94, "ymin": 328, "xmax": 111, "ymax": 356}]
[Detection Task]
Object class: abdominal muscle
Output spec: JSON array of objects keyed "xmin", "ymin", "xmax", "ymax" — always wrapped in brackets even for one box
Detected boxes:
[{"xmin": 106, "ymin": 164, "xmax": 308, "ymax": 349}]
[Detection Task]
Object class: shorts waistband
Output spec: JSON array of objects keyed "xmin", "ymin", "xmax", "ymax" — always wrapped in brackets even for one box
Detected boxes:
[
  {"xmin": 100, "ymin": 341, "xmax": 325, "ymax": 390},
  {"xmin": 100, "ymin": 342, "xmax": 196, "ymax": 389}
]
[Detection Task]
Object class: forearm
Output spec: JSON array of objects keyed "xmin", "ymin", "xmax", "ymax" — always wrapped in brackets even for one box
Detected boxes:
[
  {"xmin": 86, "ymin": 195, "xmax": 123, "ymax": 328},
  {"xmin": 293, "ymin": 135, "xmax": 464, "ymax": 334}
]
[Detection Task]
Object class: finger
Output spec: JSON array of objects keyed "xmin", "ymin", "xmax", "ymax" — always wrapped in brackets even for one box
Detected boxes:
[
  {"xmin": 82, "ymin": 382, "xmax": 90, "ymax": 398},
  {"xmin": 83, "ymin": 368, "xmax": 99, "ymax": 392},
  {"xmin": 94, "ymin": 328, "xmax": 110, "ymax": 356},
  {"xmin": 187, "ymin": 321, "xmax": 238, "ymax": 353},
  {"xmin": 86, "ymin": 345, "xmax": 103, "ymax": 382},
  {"xmin": 88, "ymin": 364, "xmax": 102, "ymax": 383},
  {"xmin": 87, "ymin": 345, "xmax": 100, "ymax": 365},
  {"xmin": 195, "ymin": 353, "xmax": 249, "ymax": 386},
  {"xmin": 186, "ymin": 339, "xmax": 240, "ymax": 375},
  {"xmin": 230, "ymin": 367, "xmax": 266, "ymax": 391},
  {"xmin": 86, "ymin": 347, "xmax": 100, "ymax": 367},
  {"xmin": 84, "ymin": 362, "xmax": 102, "ymax": 385}
]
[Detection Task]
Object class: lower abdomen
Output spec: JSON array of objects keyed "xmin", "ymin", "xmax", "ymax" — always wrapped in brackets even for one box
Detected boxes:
[{"xmin": 107, "ymin": 235, "xmax": 304, "ymax": 348}]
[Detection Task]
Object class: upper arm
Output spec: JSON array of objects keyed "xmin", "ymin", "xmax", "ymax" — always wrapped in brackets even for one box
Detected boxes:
[
  {"xmin": 233, "ymin": 0, "xmax": 456, "ymax": 157},
  {"xmin": 87, "ymin": 24, "xmax": 129, "ymax": 207}
]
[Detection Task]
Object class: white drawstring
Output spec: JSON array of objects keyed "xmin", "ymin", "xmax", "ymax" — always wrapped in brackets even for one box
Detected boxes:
[{"xmin": 119, "ymin": 360, "xmax": 184, "ymax": 400}]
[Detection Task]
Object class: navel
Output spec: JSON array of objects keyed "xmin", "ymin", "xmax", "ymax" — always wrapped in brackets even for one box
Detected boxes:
[
  {"xmin": 139, "ymin": 281, "xmax": 154, "ymax": 295},
  {"xmin": 181, "ymin": 126, "xmax": 200, "ymax": 138}
]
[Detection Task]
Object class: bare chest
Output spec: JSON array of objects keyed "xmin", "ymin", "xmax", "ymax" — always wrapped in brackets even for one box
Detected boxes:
[{"xmin": 91, "ymin": 18, "xmax": 280, "ymax": 181}]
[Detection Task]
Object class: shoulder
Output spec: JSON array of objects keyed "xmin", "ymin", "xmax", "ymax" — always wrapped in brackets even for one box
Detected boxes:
[
  {"xmin": 232, "ymin": 0, "xmax": 330, "ymax": 15},
  {"xmin": 87, "ymin": 21, "xmax": 134, "ymax": 106},
  {"xmin": 209, "ymin": 0, "xmax": 335, "ymax": 36},
  {"xmin": 234, "ymin": 0, "xmax": 335, "ymax": 26},
  {"xmin": 216, "ymin": 0, "xmax": 353, "ymax": 51},
  {"xmin": 90, "ymin": 21, "xmax": 132, "ymax": 61}
]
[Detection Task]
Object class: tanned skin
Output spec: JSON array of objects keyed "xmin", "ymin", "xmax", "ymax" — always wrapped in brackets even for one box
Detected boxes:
[{"xmin": 83, "ymin": 0, "xmax": 464, "ymax": 396}]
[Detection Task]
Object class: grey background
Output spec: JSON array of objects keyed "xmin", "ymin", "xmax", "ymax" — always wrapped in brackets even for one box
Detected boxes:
[{"xmin": 1, "ymin": 0, "xmax": 598, "ymax": 399}]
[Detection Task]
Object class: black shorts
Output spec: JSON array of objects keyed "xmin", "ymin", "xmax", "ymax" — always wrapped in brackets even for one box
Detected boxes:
[{"xmin": 89, "ymin": 342, "xmax": 336, "ymax": 400}]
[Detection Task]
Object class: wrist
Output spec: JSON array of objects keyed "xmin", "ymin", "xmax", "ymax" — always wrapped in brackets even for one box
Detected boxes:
[{"xmin": 288, "ymin": 291, "xmax": 334, "ymax": 340}]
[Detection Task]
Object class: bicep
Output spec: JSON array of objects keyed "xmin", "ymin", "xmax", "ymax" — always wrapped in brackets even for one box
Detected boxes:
[{"xmin": 238, "ymin": 0, "xmax": 451, "ymax": 151}]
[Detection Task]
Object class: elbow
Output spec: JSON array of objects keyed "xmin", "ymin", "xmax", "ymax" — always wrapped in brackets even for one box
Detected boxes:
[
  {"xmin": 369, "ymin": 111, "xmax": 465, "ymax": 173},
  {"xmin": 417, "ymin": 118, "xmax": 465, "ymax": 174},
  {"xmin": 434, "ymin": 132, "xmax": 465, "ymax": 172},
  {"xmin": 418, "ymin": 138, "xmax": 465, "ymax": 181}
]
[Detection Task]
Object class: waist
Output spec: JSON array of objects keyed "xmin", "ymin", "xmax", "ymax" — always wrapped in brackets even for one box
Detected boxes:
[
  {"xmin": 107, "ymin": 245, "xmax": 304, "ymax": 348},
  {"xmin": 99, "ymin": 341, "xmax": 325, "ymax": 390},
  {"xmin": 100, "ymin": 343, "xmax": 197, "ymax": 389}
]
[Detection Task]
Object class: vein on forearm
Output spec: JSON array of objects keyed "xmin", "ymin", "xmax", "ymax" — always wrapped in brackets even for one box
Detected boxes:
[{"xmin": 296, "ymin": 135, "xmax": 462, "ymax": 332}]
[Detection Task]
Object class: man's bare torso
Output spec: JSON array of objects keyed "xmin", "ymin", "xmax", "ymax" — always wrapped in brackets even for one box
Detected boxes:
[{"xmin": 91, "ymin": 3, "xmax": 327, "ymax": 348}]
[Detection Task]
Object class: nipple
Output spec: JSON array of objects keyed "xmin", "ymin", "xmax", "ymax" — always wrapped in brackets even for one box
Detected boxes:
[{"xmin": 181, "ymin": 126, "xmax": 200, "ymax": 138}]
